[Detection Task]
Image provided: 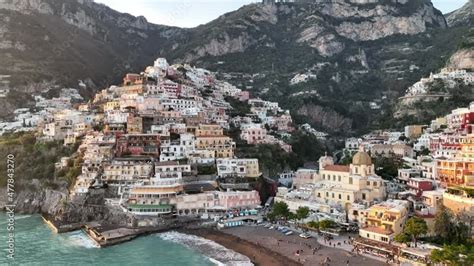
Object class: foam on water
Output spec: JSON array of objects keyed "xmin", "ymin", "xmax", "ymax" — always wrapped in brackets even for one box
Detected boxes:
[
  {"xmin": 14, "ymin": 215, "xmax": 32, "ymax": 220},
  {"xmin": 62, "ymin": 230, "xmax": 100, "ymax": 249},
  {"xmin": 158, "ymin": 231, "xmax": 254, "ymax": 266}
]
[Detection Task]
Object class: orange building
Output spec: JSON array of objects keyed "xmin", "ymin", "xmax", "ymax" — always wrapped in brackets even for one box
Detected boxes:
[
  {"xmin": 436, "ymin": 135, "xmax": 474, "ymax": 187},
  {"xmin": 123, "ymin": 73, "xmax": 143, "ymax": 86}
]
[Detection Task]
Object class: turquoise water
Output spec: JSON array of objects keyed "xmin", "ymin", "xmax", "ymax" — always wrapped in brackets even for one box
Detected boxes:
[{"xmin": 0, "ymin": 213, "xmax": 250, "ymax": 266}]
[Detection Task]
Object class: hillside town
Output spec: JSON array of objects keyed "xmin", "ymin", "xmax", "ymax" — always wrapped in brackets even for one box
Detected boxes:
[
  {"xmin": 2, "ymin": 57, "xmax": 473, "ymax": 264},
  {"xmin": 25, "ymin": 58, "xmax": 297, "ymax": 220},
  {"xmin": 399, "ymin": 67, "xmax": 474, "ymax": 105},
  {"xmin": 276, "ymin": 99, "xmax": 473, "ymax": 263}
]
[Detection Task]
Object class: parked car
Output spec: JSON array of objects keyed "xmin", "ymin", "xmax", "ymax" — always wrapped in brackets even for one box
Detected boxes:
[
  {"xmin": 269, "ymin": 225, "xmax": 275, "ymax": 230},
  {"xmin": 285, "ymin": 231, "xmax": 293, "ymax": 236},
  {"xmin": 280, "ymin": 228, "xmax": 289, "ymax": 234},
  {"xmin": 299, "ymin": 233, "xmax": 312, "ymax": 239}
]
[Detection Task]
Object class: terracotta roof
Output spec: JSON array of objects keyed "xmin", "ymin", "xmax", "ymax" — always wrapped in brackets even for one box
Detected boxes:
[{"xmin": 323, "ymin": 165, "xmax": 350, "ymax": 172}]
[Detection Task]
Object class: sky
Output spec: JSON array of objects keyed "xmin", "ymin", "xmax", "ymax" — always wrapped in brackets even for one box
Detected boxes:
[{"xmin": 95, "ymin": 0, "xmax": 468, "ymax": 28}]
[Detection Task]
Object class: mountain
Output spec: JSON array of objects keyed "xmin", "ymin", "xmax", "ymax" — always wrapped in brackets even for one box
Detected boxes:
[
  {"xmin": 0, "ymin": 0, "xmax": 184, "ymax": 119},
  {"xmin": 168, "ymin": 0, "xmax": 463, "ymax": 134},
  {"xmin": 0, "ymin": 0, "xmax": 471, "ymax": 135},
  {"xmin": 446, "ymin": 0, "xmax": 474, "ymax": 27}
]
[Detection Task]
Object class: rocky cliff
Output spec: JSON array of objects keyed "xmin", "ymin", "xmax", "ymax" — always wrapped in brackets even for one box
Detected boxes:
[
  {"xmin": 0, "ymin": 0, "xmax": 184, "ymax": 99},
  {"xmin": 171, "ymin": 0, "xmax": 446, "ymax": 62},
  {"xmin": 446, "ymin": 0, "xmax": 473, "ymax": 27},
  {"xmin": 0, "ymin": 181, "xmax": 130, "ymax": 225}
]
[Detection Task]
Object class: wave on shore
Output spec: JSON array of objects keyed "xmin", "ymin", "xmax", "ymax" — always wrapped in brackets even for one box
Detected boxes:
[
  {"xmin": 158, "ymin": 231, "xmax": 253, "ymax": 266},
  {"xmin": 63, "ymin": 230, "xmax": 100, "ymax": 249}
]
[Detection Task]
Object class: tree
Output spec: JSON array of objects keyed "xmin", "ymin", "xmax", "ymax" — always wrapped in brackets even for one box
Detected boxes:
[
  {"xmin": 435, "ymin": 205, "xmax": 454, "ymax": 242},
  {"xmin": 394, "ymin": 232, "xmax": 411, "ymax": 244},
  {"xmin": 296, "ymin": 206, "xmax": 310, "ymax": 221},
  {"xmin": 431, "ymin": 244, "xmax": 474, "ymax": 266},
  {"xmin": 307, "ymin": 221, "xmax": 319, "ymax": 229},
  {"xmin": 452, "ymin": 221, "xmax": 470, "ymax": 245},
  {"xmin": 270, "ymin": 201, "xmax": 290, "ymax": 219},
  {"xmin": 418, "ymin": 147, "xmax": 430, "ymax": 156},
  {"xmin": 402, "ymin": 217, "xmax": 428, "ymax": 247},
  {"xmin": 319, "ymin": 220, "xmax": 336, "ymax": 230}
]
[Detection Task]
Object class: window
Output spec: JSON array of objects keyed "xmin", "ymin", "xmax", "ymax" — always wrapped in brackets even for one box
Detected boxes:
[
  {"xmin": 349, "ymin": 177, "xmax": 353, "ymax": 185},
  {"xmin": 332, "ymin": 193, "xmax": 335, "ymax": 198},
  {"xmin": 347, "ymin": 195, "xmax": 350, "ymax": 201},
  {"xmin": 338, "ymin": 194, "xmax": 341, "ymax": 200},
  {"xmin": 362, "ymin": 193, "xmax": 366, "ymax": 200},
  {"xmin": 338, "ymin": 176, "xmax": 341, "ymax": 182},
  {"xmin": 367, "ymin": 181, "xmax": 370, "ymax": 186}
]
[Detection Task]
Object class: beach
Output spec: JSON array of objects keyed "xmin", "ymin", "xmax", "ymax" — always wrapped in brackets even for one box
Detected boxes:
[
  {"xmin": 184, "ymin": 228, "xmax": 301, "ymax": 266},
  {"xmin": 188, "ymin": 226, "xmax": 386, "ymax": 266}
]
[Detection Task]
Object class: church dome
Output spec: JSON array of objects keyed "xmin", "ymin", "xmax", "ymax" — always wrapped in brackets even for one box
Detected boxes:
[{"xmin": 352, "ymin": 151, "xmax": 372, "ymax": 166}]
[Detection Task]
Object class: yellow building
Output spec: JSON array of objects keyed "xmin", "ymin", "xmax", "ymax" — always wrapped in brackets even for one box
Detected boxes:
[
  {"xmin": 313, "ymin": 150, "xmax": 386, "ymax": 207},
  {"xmin": 104, "ymin": 101, "xmax": 120, "ymax": 112},
  {"xmin": 359, "ymin": 200, "xmax": 410, "ymax": 243},
  {"xmin": 195, "ymin": 124, "xmax": 224, "ymax": 137},
  {"xmin": 405, "ymin": 125, "xmax": 425, "ymax": 139},
  {"xmin": 196, "ymin": 136, "xmax": 235, "ymax": 158},
  {"xmin": 115, "ymin": 84, "xmax": 144, "ymax": 96},
  {"xmin": 216, "ymin": 158, "xmax": 260, "ymax": 178}
]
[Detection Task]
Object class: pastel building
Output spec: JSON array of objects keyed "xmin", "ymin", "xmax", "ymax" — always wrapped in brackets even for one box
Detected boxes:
[
  {"xmin": 115, "ymin": 134, "xmax": 161, "ymax": 157},
  {"xmin": 195, "ymin": 136, "xmax": 235, "ymax": 158},
  {"xmin": 359, "ymin": 200, "xmax": 410, "ymax": 243},
  {"xmin": 314, "ymin": 150, "xmax": 386, "ymax": 208},
  {"xmin": 216, "ymin": 158, "xmax": 260, "ymax": 178},
  {"xmin": 240, "ymin": 124, "xmax": 267, "ymax": 145},
  {"xmin": 127, "ymin": 177, "xmax": 183, "ymax": 215},
  {"xmin": 102, "ymin": 158, "xmax": 154, "ymax": 186},
  {"xmin": 436, "ymin": 135, "xmax": 474, "ymax": 187}
]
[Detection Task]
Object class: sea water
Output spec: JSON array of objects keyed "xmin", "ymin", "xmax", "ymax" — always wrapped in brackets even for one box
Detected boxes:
[{"xmin": 0, "ymin": 213, "xmax": 252, "ymax": 266}]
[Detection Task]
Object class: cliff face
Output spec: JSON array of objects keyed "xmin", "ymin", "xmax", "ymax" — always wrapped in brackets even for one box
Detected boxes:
[
  {"xmin": 446, "ymin": 0, "xmax": 474, "ymax": 27},
  {"xmin": 0, "ymin": 184, "xmax": 131, "ymax": 225},
  {"xmin": 0, "ymin": 0, "xmax": 184, "ymax": 91},
  {"xmin": 448, "ymin": 48, "xmax": 474, "ymax": 70},
  {"xmin": 172, "ymin": 0, "xmax": 446, "ymax": 61}
]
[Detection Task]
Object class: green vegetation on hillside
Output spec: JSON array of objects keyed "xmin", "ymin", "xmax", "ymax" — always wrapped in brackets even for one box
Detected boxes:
[
  {"xmin": 0, "ymin": 132, "xmax": 79, "ymax": 188},
  {"xmin": 235, "ymin": 130, "xmax": 326, "ymax": 177}
]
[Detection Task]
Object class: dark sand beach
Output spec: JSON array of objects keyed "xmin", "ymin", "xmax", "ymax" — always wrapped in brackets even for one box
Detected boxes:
[{"xmin": 186, "ymin": 226, "xmax": 385, "ymax": 266}]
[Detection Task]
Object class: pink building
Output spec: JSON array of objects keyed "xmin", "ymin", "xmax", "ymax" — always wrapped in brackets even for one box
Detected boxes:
[
  {"xmin": 240, "ymin": 125, "xmax": 267, "ymax": 144},
  {"xmin": 237, "ymin": 91, "xmax": 250, "ymax": 101},
  {"xmin": 215, "ymin": 190, "xmax": 260, "ymax": 210},
  {"xmin": 273, "ymin": 114, "xmax": 293, "ymax": 132},
  {"xmin": 159, "ymin": 80, "xmax": 181, "ymax": 98}
]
